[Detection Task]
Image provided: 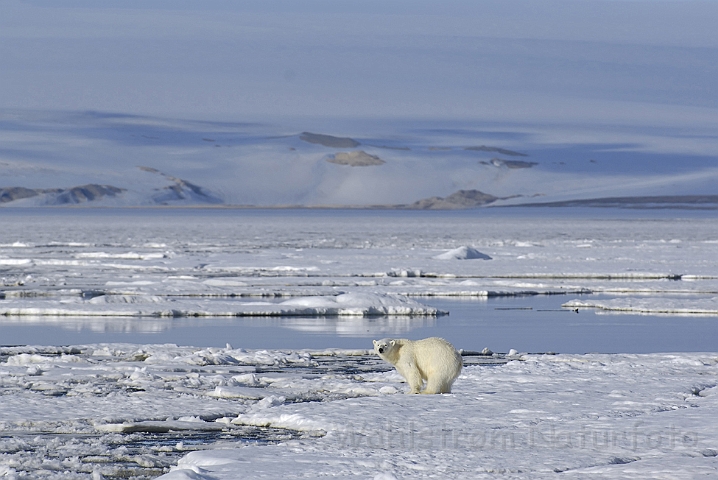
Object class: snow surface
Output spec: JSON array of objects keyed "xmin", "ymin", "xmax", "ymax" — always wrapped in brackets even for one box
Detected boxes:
[
  {"xmin": 565, "ymin": 297, "xmax": 718, "ymax": 316},
  {"xmin": 1, "ymin": 209, "xmax": 718, "ymax": 478},
  {"xmin": 434, "ymin": 246, "xmax": 491, "ymax": 260},
  {"xmin": 1, "ymin": 344, "xmax": 717, "ymax": 478},
  {"xmin": 1, "ymin": 209, "xmax": 717, "ymax": 308},
  {"xmin": 0, "ymin": 293, "xmax": 441, "ymax": 318},
  {"xmin": 162, "ymin": 351, "xmax": 718, "ymax": 479}
]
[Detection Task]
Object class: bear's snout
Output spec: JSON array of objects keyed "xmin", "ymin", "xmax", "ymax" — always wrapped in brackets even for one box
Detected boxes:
[{"xmin": 378, "ymin": 347, "xmax": 385, "ymax": 353}]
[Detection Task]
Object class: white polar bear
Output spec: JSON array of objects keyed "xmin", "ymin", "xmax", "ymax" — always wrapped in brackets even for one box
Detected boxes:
[{"xmin": 373, "ymin": 337, "xmax": 462, "ymax": 394}]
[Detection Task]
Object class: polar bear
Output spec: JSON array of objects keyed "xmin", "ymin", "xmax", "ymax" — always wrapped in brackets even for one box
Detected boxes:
[{"xmin": 373, "ymin": 337, "xmax": 462, "ymax": 394}]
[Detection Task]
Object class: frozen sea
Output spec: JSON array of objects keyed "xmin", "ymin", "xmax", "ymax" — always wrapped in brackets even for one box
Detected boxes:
[{"xmin": 1, "ymin": 207, "xmax": 717, "ymax": 479}]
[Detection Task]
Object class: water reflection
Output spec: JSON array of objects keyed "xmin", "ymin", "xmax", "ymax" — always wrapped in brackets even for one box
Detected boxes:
[
  {"xmin": 0, "ymin": 315, "xmax": 436, "ymax": 349},
  {"xmin": 0, "ymin": 316, "xmax": 173, "ymax": 333},
  {"xmin": 278, "ymin": 316, "xmax": 436, "ymax": 336},
  {"xmin": 0, "ymin": 315, "xmax": 435, "ymax": 337}
]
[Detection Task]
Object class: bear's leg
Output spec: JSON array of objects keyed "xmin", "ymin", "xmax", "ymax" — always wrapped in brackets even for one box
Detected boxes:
[
  {"xmin": 403, "ymin": 369, "xmax": 424, "ymax": 394},
  {"xmin": 439, "ymin": 380, "xmax": 453, "ymax": 394},
  {"xmin": 423, "ymin": 376, "xmax": 453, "ymax": 394},
  {"xmin": 422, "ymin": 377, "xmax": 441, "ymax": 394}
]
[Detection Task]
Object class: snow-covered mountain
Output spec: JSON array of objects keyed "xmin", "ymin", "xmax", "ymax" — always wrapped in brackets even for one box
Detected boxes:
[
  {"xmin": 1, "ymin": 0, "xmax": 716, "ymax": 209},
  {"xmin": 1, "ymin": 110, "xmax": 716, "ymax": 209}
]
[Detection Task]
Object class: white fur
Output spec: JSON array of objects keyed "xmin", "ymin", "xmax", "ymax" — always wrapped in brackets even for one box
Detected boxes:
[{"xmin": 373, "ymin": 337, "xmax": 462, "ymax": 394}]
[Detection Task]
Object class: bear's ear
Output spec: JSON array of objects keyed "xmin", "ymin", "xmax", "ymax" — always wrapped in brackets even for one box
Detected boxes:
[
  {"xmin": 390, "ymin": 340, "xmax": 396, "ymax": 346},
  {"xmin": 372, "ymin": 340, "xmax": 378, "ymax": 346}
]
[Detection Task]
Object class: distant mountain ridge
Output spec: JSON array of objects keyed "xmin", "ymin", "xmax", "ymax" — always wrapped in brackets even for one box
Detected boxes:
[
  {"xmin": 2, "ymin": 111, "xmax": 716, "ymax": 209},
  {"xmin": 2, "ymin": 181, "xmax": 717, "ymax": 210},
  {"xmin": 406, "ymin": 190, "xmax": 502, "ymax": 209},
  {"xmin": 0, "ymin": 169, "xmax": 222, "ymax": 206},
  {"xmin": 0, "ymin": 184, "xmax": 124, "ymax": 205},
  {"xmin": 138, "ymin": 167, "xmax": 222, "ymax": 205}
]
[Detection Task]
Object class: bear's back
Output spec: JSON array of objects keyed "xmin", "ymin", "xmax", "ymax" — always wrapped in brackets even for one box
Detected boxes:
[{"xmin": 411, "ymin": 337, "xmax": 462, "ymax": 371}]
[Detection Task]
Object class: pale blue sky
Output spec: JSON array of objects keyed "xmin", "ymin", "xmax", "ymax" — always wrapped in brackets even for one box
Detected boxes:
[{"xmin": 2, "ymin": 0, "xmax": 717, "ymax": 126}]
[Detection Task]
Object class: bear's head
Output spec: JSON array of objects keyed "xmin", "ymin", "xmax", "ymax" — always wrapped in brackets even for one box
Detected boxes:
[{"xmin": 373, "ymin": 338, "xmax": 395, "ymax": 355}]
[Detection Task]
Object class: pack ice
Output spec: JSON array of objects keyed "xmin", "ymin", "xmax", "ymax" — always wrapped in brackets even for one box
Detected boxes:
[{"xmin": 1, "ymin": 211, "xmax": 718, "ymax": 478}]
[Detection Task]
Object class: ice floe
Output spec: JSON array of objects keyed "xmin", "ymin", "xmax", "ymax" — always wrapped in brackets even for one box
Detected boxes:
[
  {"xmin": 0, "ymin": 293, "xmax": 442, "ymax": 317},
  {"xmin": 565, "ymin": 296, "xmax": 718, "ymax": 315},
  {"xmin": 434, "ymin": 246, "xmax": 492, "ymax": 260},
  {"xmin": 4, "ymin": 343, "xmax": 714, "ymax": 478}
]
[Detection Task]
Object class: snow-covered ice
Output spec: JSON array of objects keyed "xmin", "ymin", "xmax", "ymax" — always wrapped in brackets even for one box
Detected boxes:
[
  {"xmin": 2, "ymin": 209, "xmax": 717, "ymax": 305},
  {"xmin": 434, "ymin": 246, "xmax": 492, "ymax": 260},
  {"xmin": 0, "ymin": 292, "xmax": 441, "ymax": 318},
  {"xmin": 564, "ymin": 296, "xmax": 718, "ymax": 316},
  {"xmin": 1, "ymin": 208, "xmax": 718, "ymax": 478},
  {"xmin": 1, "ymin": 343, "xmax": 716, "ymax": 479},
  {"xmin": 164, "ymin": 351, "xmax": 718, "ymax": 479}
]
